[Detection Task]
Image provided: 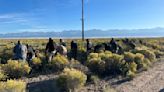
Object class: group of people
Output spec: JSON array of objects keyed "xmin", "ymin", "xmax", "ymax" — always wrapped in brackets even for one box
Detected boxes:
[
  {"xmin": 12, "ymin": 38, "xmax": 93, "ymax": 62},
  {"xmin": 13, "ymin": 41, "xmax": 36, "ymax": 61},
  {"xmin": 13, "ymin": 38, "xmax": 136, "ymax": 62}
]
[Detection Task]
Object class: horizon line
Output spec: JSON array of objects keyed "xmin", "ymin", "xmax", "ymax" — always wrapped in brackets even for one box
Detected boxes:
[{"xmin": 0, "ymin": 27, "xmax": 163, "ymax": 34}]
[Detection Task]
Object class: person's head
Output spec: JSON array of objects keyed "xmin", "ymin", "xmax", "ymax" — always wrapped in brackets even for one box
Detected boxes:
[
  {"xmin": 26, "ymin": 44, "xmax": 29, "ymax": 48},
  {"xmin": 18, "ymin": 40, "xmax": 21, "ymax": 45},
  {"xmin": 125, "ymin": 38, "xmax": 129, "ymax": 42},
  {"xmin": 49, "ymin": 38, "xmax": 53, "ymax": 43},
  {"xmin": 86, "ymin": 39, "xmax": 89, "ymax": 42},
  {"xmin": 71, "ymin": 40, "xmax": 75, "ymax": 43},
  {"xmin": 111, "ymin": 38, "xmax": 114, "ymax": 42},
  {"xmin": 49, "ymin": 38, "xmax": 52, "ymax": 41},
  {"xmin": 60, "ymin": 39, "xmax": 64, "ymax": 43}
]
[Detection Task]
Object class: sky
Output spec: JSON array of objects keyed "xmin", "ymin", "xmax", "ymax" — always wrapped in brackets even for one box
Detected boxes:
[{"xmin": 0, "ymin": 0, "xmax": 164, "ymax": 33}]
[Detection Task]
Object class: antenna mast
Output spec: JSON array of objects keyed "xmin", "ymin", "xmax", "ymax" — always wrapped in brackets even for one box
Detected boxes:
[{"xmin": 82, "ymin": 0, "xmax": 84, "ymax": 41}]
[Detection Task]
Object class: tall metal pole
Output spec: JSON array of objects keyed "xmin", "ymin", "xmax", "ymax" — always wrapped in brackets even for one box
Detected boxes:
[{"xmin": 82, "ymin": 0, "xmax": 84, "ymax": 41}]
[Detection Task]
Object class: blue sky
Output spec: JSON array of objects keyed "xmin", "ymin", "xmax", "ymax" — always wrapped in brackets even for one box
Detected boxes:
[{"xmin": 0, "ymin": 0, "xmax": 164, "ymax": 33}]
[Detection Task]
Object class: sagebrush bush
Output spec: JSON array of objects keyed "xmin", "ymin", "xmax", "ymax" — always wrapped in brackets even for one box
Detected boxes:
[
  {"xmin": 100, "ymin": 51, "xmax": 113, "ymax": 61},
  {"xmin": 105, "ymin": 54, "xmax": 124, "ymax": 73},
  {"xmin": 153, "ymin": 50, "xmax": 164, "ymax": 58},
  {"xmin": 134, "ymin": 53, "xmax": 145, "ymax": 65},
  {"xmin": 87, "ymin": 52, "xmax": 124, "ymax": 75},
  {"xmin": 104, "ymin": 51, "xmax": 112, "ymax": 55},
  {"xmin": 69, "ymin": 59, "xmax": 89, "ymax": 74},
  {"xmin": 112, "ymin": 54, "xmax": 124, "ymax": 63},
  {"xmin": 124, "ymin": 52, "xmax": 135, "ymax": 62},
  {"xmin": 119, "ymin": 61, "xmax": 137, "ymax": 79},
  {"xmin": 1, "ymin": 49, "xmax": 13, "ymax": 63},
  {"xmin": 143, "ymin": 58, "xmax": 151, "ymax": 67},
  {"xmin": 57, "ymin": 68, "xmax": 87, "ymax": 92},
  {"xmin": 134, "ymin": 53, "xmax": 144, "ymax": 63},
  {"xmin": 126, "ymin": 70, "xmax": 136, "ymax": 79},
  {"xmin": 135, "ymin": 50, "xmax": 156, "ymax": 62},
  {"xmin": 129, "ymin": 62, "xmax": 137, "ymax": 73},
  {"xmin": 87, "ymin": 57, "xmax": 106, "ymax": 74},
  {"xmin": 88, "ymin": 53, "xmax": 99, "ymax": 60},
  {"xmin": 2, "ymin": 60, "xmax": 31, "ymax": 78},
  {"xmin": 0, "ymin": 67, "xmax": 7, "ymax": 81},
  {"xmin": 50, "ymin": 54, "xmax": 69, "ymax": 70},
  {"xmin": 90, "ymin": 75, "xmax": 100, "ymax": 85},
  {"xmin": 98, "ymin": 52, "xmax": 106, "ymax": 59},
  {"xmin": 32, "ymin": 57, "xmax": 42, "ymax": 66},
  {"xmin": 0, "ymin": 80, "xmax": 26, "ymax": 92}
]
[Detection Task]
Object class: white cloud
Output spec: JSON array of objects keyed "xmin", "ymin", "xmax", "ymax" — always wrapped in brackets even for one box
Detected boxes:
[
  {"xmin": 0, "ymin": 13, "xmax": 29, "ymax": 24},
  {"xmin": 0, "ymin": 14, "xmax": 14, "ymax": 19},
  {"xmin": 17, "ymin": 28, "xmax": 57, "ymax": 33}
]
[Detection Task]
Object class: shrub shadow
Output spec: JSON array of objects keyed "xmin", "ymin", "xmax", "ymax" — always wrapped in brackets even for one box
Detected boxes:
[
  {"xmin": 27, "ymin": 79, "xmax": 60, "ymax": 92},
  {"xmin": 159, "ymin": 88, "xmax": 164, "ymax": 92}
]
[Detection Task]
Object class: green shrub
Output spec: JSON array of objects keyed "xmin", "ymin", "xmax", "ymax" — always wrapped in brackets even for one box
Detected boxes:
[
  {"xmin": 135, "ymin": 50, "xmax": 156, "ymax": 62},
  {"xmin": 87, "ymin": 57, "xmax": 106, "ymax": 74},
  {"xmin": 124, "ymin": 52, "xmax": 135, "ymax": 62},
  {"xmin": 57, "ymin": 68, "xmax": 87, "ymax": 92},
  {"xmin": 98, "ymin": 52, "xmax": 106, "ymax": 59},
  {"xmin": 112, "ymin": 54, "xmax": 124, "ymax": 63},
  {"xmin": 134, "ymin": 53, "xmax": 145, "ymax": 69},
  {"xmin": 143, "ymin": 58, "xmax": 151, "ymax": 67},
  {"xmin": 0, "ymin": 80, "xmax": 26, "ymax": 92},
  {"xmin": 104, "ymin": 51, "xmax": 112, "ymax": 55},
  {"xmin": 136, "ymin": 59, "xmax": 149, "ymax": 71},
  {"xmin": 88, "ymin": 53, "xmax": 99, "ymax": 60},
  {"xmin": 153, "ymin": 50, "xmax": 164, "ymax": 58},
  {"xmin": 105, "ymin": 54, "xmax": 124, "ymax": 73},
  {"xmin": 99, "ymin": 51, "xmax": 112, "ymax": 61},
  {"xmin": 134, "ymin": 53, "xmax": 144, "ymax": 63},
  {"xmin": 90, "ymin": 75, "xmax": 100, "ymax": 85},
  {"xmin": 0, "ymin": 67, "xmax": 7, "ymax": 81},
  {"xmin": 87, "ymin": 52, "xmax": 124, "ymax": 75},
  {"xmin": 32, "ymin": 57, "xmax": 42, "ymax": 66},
  {"xmin": 50, "ymin": 54, "xmax": 69, "ymax": 70},
  {"xmin": 120, "ymin": 61, "xmax": 137, "ymax": 79},
  {"xmin": 129, "ymin": 62, "xmax": 137, "ymax": 73},
  {"xmin": 2, "ymin": 60, "xmax": 31, "ymax": 78},
  {"xmin": 133, "ymin": 53, "xmax": 150, "ymax": 70},
  {"xmin": 126, "ymin": 70, "xmax": 136, "ymax": 79},
  {"xmin": 69, "ymin": 59, "xmax": 89, "ymax": 74}
]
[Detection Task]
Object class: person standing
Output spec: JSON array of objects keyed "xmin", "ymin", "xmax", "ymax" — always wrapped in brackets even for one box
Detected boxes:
[
  {"xmin": 86, "ymin": 39, "xmax": 92, "ymax": 53},
  {"xmin": 59, "ymin": 39, "xmax": 66, "ymax": 46},
  {"xmin": 13, "ymin": 40, "xmax": 27, "ymax": 61},
  {"xmin": 21, "ymin": 44, "xmax": 28, "ymax": 61},
  {"xmin": 71, "ymin": 40, "xmax": 78, "ymax": 59},
  {"xmin": 13, "ymin": 41, "xmax": 22, "ymax": 60},
  {"xmin": 45, "ymin": 38, "xmax": 56, "ymax": 62},
  {"xmin": 26, "ymin": 44, "xmax": 35, "ymax": 61},
  {"xmin": 109, "ymin": 38, "xmax": 118, "ymax": 53}
]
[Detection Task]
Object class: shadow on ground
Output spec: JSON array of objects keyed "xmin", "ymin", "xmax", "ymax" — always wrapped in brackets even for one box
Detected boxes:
[
  {"xmin": 159, "ymin": 88, "xmax": 164, "ymax": 92},
  {"xmin": 27, "ymin": 79, "xmax": 60, "ymax": 92}
]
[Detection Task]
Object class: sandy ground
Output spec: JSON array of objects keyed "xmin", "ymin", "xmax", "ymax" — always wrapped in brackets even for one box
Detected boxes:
[{"xmin": 114, "ymin": 57, "xmax": 164, "ymax": 92}]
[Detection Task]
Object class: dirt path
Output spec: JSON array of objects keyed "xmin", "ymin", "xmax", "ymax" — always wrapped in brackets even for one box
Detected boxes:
[{"xmin": 114, "ymin": 57, "xmax": 164, "ymax": 92}]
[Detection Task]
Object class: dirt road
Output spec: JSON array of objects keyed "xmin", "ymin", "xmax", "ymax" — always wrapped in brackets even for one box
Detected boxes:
[{"xmin": 114, "ymin": 57, "xmax": 164, "ymax": 92}]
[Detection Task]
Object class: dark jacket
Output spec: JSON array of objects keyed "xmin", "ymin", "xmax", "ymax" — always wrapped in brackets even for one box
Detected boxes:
[
  {"xmin": 46, "ymin": 41, "xmax": 56, "ymax": 53},
  {"xmin": 71, "ymin": 41, "xmax": 77, "ymax": 51}
]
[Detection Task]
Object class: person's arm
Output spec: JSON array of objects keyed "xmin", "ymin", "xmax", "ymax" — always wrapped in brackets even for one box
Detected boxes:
[
  {"xmin": 13, "ymin": 46, "xmax": 16, "ymax": 53},
  {"xmin": 25, "ymin": 46, "xmax": 28, "ymax": 54},
  {"xmin": 45, "ymin": 43, "xmax": 49, "ymax": 54}
]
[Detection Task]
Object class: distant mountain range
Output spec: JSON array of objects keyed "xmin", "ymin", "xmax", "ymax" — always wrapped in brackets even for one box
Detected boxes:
[{"xmin": 0, "ymin": 27, "xmax": 164, "ymax": 38}]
